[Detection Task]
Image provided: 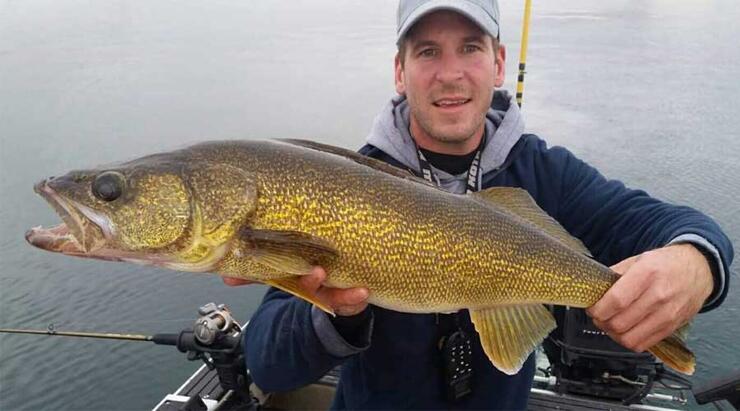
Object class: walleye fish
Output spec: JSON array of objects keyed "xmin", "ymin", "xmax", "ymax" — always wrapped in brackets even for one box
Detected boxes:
[{"xmin": 26, "ymin": 139, "xmax": 694, "ymax": 375}]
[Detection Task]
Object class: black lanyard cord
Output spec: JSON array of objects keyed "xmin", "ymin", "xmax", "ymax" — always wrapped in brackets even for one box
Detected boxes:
[{"xmin": 414, "ymin": 139, "xmax": 484, "ymax": 194}]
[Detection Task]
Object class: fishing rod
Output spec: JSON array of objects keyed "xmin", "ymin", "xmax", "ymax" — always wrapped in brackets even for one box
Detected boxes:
[
  {"xmin": 0, "ymin": 302, "xmax": 239, "ymax": 346},
  {"xmin": 0, "ymin": 303, "xmax": 254, "ymax": 406},
  {"xmin": 0, "ymin": 327, "xmax": 156, "ymax": 342},
  {"xmin": 516, "ymin": 0, "xmax": 533, "ymax": 108},
  {"xmin": 0, "ymin": 325, "xmax": 210, "ymax": 349}
]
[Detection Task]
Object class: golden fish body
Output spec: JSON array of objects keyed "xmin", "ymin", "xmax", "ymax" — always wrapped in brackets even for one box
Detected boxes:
[
  {"xmin": 205, "ymin": 140, "xmax": 615, "ymax": 313},
  {"xmin": 25, "ymin": 139, "xmax": 692, "ymax": 375}
]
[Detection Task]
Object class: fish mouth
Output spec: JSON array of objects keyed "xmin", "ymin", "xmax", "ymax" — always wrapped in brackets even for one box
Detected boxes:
[
  {"xmin": 26, "ymin": 179, "xmax": 184, "ymax": 267},
  {"xmin": 26, "ymin": 179, "xmax": 113, "ymax": 258}
]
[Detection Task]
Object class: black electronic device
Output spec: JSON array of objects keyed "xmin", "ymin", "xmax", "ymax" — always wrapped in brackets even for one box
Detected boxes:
[
  {"xmin": 693, "ymin": 371, "xmax": 740, "ymax": 410},
  {"xmin": 440, "ymin": 329, "xmax": 474, "ymax": 401},
  {"xmin": 544, "ymin": 307, "xmax": 680, "ymax": 405}
]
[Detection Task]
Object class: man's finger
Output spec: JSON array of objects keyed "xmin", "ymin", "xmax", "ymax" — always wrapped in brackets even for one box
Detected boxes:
[
  {"xmin": 318, "ymin": 287, "xmax": 370, "ymax": 307},
  {"xmin": 222, "ymin": 277, "xmax": 255, "ymax": 286},
  {"xmin": 298, "ymin": 266, "xmax": 327, "ymax": 292},
  {"xmin": 611, "ymin": 311, "xmax": 675, "ymax": 352},
  {"xmin": 597, "ymin": 286, "xmax": 657, "ymax": 334},
  {"xmin": 609, "ymin": 254, "xmax": 640, "ymax": 275},
  {"xmin": 587, "ymin": 262, "xmax": 652, "ymax": 322}
]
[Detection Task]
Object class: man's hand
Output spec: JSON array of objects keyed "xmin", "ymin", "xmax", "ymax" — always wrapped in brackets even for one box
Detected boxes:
[
  {"xmin": 222, "ymin": 277, "xmax": 256, "ymax": 286},
  {"xmin": 587, "ymin": 244, "xmax": 713, "ymax": 352},
  {"xmin": 222, "ymin": 266, "xmax": 369, "ymax": 316}
]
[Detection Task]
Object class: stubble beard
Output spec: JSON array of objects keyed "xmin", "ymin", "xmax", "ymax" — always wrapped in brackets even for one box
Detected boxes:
[
  {"xmin": 410, "ymin": 99, "xmax": 489, "ymax": 146},
  {"xmin": 408, "ymin": 80, "xmax": 495, "ymax": 148}
]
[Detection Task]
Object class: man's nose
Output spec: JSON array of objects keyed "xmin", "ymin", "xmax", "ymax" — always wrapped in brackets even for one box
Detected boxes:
[{"xmin": 435, "ymin": 54, "xmax": 464, "ymax": 83}]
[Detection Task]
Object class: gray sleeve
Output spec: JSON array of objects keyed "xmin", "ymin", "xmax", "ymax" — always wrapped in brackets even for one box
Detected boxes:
[
  {"xmin": 311, "ymin": 306, "xmax": 373, "ymax": 357},
  {"xmin": 668, "ymin": 234, "xmax": 726, "ymax": 308}
]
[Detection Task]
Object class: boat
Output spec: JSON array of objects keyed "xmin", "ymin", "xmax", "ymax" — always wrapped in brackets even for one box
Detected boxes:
[
  {"xmin": 3, "ymin": 301, "xmax": 736, "ymax": 410},
  {"xmin": 150, "ymin": 302, "xmax": 740, "ymax": 411},
  {"xmin": 153, "ymin": 363, "xmax": 699, "ymax": 411}
]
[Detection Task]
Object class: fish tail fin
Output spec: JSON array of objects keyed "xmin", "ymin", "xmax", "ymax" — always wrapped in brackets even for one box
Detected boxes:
[{"xmin": 648, "ymin": 332, "xmax": 695, "ymax": 375}]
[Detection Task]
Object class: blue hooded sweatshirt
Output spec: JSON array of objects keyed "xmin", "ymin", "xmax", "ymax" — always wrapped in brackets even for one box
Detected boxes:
[{"xmin": 243, "ymin": 91, "xmax": 733, "ymax": 410}]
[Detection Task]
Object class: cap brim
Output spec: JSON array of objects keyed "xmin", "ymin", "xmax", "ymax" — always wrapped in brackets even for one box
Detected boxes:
[{"xmin": 396, "ymin": 0, "xmax": 499, "ymax": 45}]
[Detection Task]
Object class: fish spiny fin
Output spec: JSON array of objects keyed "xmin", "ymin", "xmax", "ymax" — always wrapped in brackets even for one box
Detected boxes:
[
  {"xmin": 648, "ymin": 328, "xmax": 695, "ymax": 375},
  {"xmin": 471, "ymin": 187, "xmax": 591, "ymax": 256},
  {"xmin": 239, "ymin": 228, "xmax": 339, "ymax": 275},
  {"xmin": 265, "ymin": 276, "xmax": 335, "ymax": 316},
  {"xmin": 469, "ymin": 304, "xmax": 556, "ymax": 375},
  {"xmin": 277, "ymin": 139, "xmax": 436, "ymax": 187}
]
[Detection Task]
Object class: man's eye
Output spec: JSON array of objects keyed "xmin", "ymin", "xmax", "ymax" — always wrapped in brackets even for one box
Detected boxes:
[
  {"xmin": 463, "ymin": 44, "xmax": 482, "ymax": 53},
  {"xmin": 419, "ymin": 48, "xmax": 438, "ymax": 58}
]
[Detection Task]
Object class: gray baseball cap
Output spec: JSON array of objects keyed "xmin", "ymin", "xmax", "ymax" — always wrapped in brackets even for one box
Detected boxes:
[{"xmin": 396, "ymin": 0, "xmax": 500, "ymax": 45}]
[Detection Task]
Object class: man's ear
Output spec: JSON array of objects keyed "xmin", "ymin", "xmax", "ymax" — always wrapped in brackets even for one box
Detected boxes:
[
  {"xmin": 494, "ymin": 44, "xmax": 506, "ymax": 87},
  {"xmin": 395, "ymin": 53, "xmax": 406, "ymax": 95}
]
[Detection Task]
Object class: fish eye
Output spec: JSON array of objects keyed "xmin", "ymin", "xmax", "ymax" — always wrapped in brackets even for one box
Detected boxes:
[{"xmin": 92, "ymin": 171, "xmax": 126, "ymax": 202}]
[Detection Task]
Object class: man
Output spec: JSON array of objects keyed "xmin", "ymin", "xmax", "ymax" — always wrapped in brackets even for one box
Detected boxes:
[{"xmin": 226, "ymin": 0, "xmax": 733, "ymax": 408}]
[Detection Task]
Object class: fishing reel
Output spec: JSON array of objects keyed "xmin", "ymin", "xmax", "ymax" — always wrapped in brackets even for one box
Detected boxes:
[
  {"xmin": 188, "ymin": 303, "xmax": 247, "ymax": 393},
  {"xmin": 153, "ymin": 303, "xmax": 243, "ymax": 359},
  {"xmin": 152, "ymin": 302, "xmax": 252, "ymax": 408},
  {"xmin": 192, "ymin": 302, "xmax": 241, "ymax": 347}
]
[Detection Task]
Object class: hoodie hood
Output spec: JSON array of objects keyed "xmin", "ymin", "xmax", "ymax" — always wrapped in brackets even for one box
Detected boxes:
[{"xmin": 366, "ymin": 90, "xmax": 525, "ymax": 193}]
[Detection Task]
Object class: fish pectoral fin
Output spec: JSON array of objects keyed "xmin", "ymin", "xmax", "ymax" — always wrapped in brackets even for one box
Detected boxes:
[
  {"xmin": 469, "ymin": 304, "xmax": 556, "ymax": 375},
  {"xmin": 239, "ymin": 228, "xmax": 339, "ymax": 275},
  {"xmin": 470, "ymin": 187, "xmax": 591, "ymax": 256},
  {"xmin": 648, "ymin": 327, "xmax": 695, "ymax": 375},
  {"xmin": 265, "ymin": 276, "xmax": 335, "ymax": 316}
]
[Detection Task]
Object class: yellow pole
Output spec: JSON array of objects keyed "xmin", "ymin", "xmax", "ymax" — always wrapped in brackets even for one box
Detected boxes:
[{"xmin": 516, "ymin": 0, "xmax": 533, "ymax": 108}]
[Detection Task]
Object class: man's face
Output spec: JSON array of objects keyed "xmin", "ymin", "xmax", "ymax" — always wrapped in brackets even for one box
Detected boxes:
[{"xmin": 395, "ymin": 11, "xmax": 505, "ymax": 154}]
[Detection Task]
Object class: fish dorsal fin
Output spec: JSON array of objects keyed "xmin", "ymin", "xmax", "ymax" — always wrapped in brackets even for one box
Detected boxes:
[
  {"xmin": 471, "ymin": 187, "xmax": 591, "ymax": 256},
  {"xmin": 265, "ymin": 276, "xmax": 335, "ymax": 316},
  {"xmin": 277, "ymin": 139, "xmax": 436, "ymax": 187},
  {"xmin": 648, "ymin": 326, "xmax": 695, "ymax": 375},
  {"xmin": 239, "ymin": 228, "xmax": 339, "ymax": 275},
  {"xmin": 469, "ymin": 304, "xmax": 556, "ymax": 375}
]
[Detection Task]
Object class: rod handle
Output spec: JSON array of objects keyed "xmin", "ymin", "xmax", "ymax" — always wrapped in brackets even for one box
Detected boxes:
[{"xmin": 151, "ymin": 333, "xmax": 180, "ymax": 346}]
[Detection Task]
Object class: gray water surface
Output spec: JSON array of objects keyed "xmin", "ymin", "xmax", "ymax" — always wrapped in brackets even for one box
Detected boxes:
[{"xmin": 1, "ymin": 1, "xmax": 738, "ymax": 410}]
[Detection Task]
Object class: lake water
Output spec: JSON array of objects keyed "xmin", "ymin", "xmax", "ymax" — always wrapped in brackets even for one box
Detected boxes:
[{"xmin": 1, "ymin": 1, "xmax": 738, "ymax": 410}]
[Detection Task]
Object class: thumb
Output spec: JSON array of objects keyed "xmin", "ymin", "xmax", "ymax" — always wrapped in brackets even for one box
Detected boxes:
[
  {"xmin": 345, "ymin": 287, "xmax": 370, "ymax": 305},
  {"xmin": 609, "ymin": 253, "xmax": 641, "ymax": 276},
  {"xmin": 298, "ymin": 266, "xmax": 327, "ymax": 293},
  {"xmin": 222, "ymin": 277, "xmax": 255, "ymax": 286}
]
